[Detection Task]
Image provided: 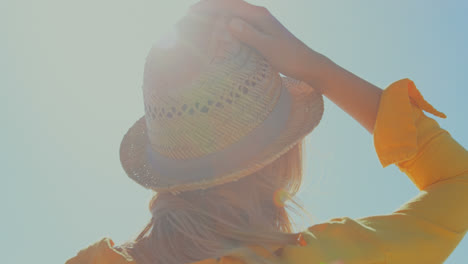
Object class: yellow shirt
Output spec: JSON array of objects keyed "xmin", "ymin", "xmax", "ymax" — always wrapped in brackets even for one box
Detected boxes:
[{"xmin": 65, "ymin": 79, "xmax": 468, "ymax": 264}]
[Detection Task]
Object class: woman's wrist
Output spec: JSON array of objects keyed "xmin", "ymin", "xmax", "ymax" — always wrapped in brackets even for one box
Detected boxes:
[
  {"xmin": 303, "ymin": 52, "xmax": 382, "ymax": 133},
  {"xmin": 302, "ymin": 51, "xmax": 336, "ymax": 94}
]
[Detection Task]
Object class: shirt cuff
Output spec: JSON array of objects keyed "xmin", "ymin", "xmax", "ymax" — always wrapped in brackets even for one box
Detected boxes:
[{"xmin": 373, "ymin": 78, "xmax": 446, "ymax": 168}]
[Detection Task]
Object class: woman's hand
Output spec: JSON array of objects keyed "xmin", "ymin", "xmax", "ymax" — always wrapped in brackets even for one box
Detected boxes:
[
  {"xmin": 190, "ymin": 0, "xmax": 331, "ymax": 86},
  {"xmin": 192, "ymin": 0, "xmax": 383, "ymax": 134}
]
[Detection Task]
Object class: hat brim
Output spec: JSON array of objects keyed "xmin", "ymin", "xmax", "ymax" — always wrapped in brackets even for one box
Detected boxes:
[{"xmin": 120, "ymin": 77, "xmax": 323, "ymax": 194}]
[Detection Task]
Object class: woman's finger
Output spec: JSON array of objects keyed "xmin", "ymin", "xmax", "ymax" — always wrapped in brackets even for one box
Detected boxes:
[
  {"xmin": 228, "ymin": 18, "xmax": 271, "ymax": 51},
  {"xmin": 191, "ymin": 0, "xmax": 267, "ymax": 25}
]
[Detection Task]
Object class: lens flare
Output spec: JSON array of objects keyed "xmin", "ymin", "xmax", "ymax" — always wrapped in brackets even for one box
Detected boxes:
[{"xmin": 273, "ymin": 188, "xmax": 290, "ymax": 208}]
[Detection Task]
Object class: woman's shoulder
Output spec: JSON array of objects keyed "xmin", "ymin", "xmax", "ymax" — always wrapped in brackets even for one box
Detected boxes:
[
  {"xmin": 277, "ymin": 218, "xmax": 388, "ymax": 263},
  {"xmin": 65, "ymin": 238, "xmax": 136, "ymax": 264}
]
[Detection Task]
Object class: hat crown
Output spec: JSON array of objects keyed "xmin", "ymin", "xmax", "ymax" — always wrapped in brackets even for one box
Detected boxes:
[{"xmin": 142, "ymin": 15, "xmax": 282, "ymax": 160}]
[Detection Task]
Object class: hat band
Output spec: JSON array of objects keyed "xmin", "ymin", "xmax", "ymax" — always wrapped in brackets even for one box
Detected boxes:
[{"xmin": 145, "ymin": 81, "xmax": 291, "ymax": 189}]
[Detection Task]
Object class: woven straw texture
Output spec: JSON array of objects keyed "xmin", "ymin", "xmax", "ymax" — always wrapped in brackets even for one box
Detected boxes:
[{"xmin": 119, "ymin": 14, "xmax": 324, "ymax": 194}]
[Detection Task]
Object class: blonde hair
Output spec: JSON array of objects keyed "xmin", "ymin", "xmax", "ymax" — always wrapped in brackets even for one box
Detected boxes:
[{"xmin": 120, "ymin": 140, "xmax": 307, "ymax": 264}]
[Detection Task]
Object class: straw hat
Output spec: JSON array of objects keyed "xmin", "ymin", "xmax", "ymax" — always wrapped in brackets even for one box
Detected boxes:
[{"xmin": 119, "ymin": 13, "xmax": 324, "ymax": 194}]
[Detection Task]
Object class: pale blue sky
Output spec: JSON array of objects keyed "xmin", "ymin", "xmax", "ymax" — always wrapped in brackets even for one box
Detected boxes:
[{"xmin": 2, "ymin": 0, "xmax": 467, "ymax": 263}]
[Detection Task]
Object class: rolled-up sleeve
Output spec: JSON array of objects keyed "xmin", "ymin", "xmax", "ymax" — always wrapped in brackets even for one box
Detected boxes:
[
  {"xmin": 369, "ymin": 78, "xmax": 468, "ymax": 262},
  {"xmin": 284, "ymin": 79, "xmax": 468, "ymax": 264}
]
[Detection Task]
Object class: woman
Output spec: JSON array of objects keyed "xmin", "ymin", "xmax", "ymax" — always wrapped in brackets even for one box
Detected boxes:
[{"xmin": 66, "ymin": 0, "xmax": 468, "ymax": 263}]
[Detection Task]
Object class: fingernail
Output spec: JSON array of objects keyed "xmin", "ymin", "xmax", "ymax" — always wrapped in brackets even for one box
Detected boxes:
[
  {"xmin": 229, "ymin": 19, "xmax": 244, "ymax": 33},
  {"xmin": 189, "ymin": 3, "xmax": 204, "ymax": 12},
  {"xmin": 190, "ymin": 5, "xmax": 202, "ymax": 12},
  {"xmin": 190, "ymin": 0, "xmax": 210, "ymax": 12}
]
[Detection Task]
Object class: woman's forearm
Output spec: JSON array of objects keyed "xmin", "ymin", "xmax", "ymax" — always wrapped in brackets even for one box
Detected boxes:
[
  {"xmin": 306, "ymin": 57, "xmax": 383, "ymax": 134},
  {"xmin": 191, "ymin": 1, "xmax": 382, "ymax": 134}
]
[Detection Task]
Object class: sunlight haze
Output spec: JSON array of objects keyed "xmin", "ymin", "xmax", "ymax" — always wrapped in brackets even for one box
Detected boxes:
[{"xmin": 2, "ymin": 0, "xmax": 467, "ymax": 263}]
